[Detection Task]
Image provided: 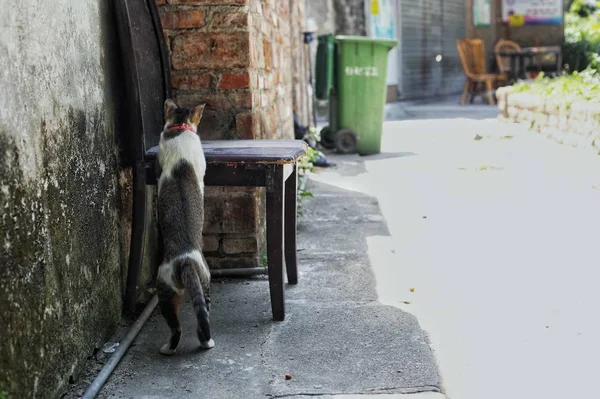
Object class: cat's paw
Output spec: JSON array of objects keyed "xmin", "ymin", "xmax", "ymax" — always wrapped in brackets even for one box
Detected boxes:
[
  {"xmin": 199, "ymin": 339, "xmax": 215, "ymax": 349},
  {"xmin": 159, "ymin": 343, "xmax": 177, "ymax": 356}
]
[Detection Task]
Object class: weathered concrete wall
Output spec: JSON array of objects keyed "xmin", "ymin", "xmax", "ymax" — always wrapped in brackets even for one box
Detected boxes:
[
  {"xmin": 333, "ymin": 0, "xmax": 366, "ymax": 36},
  {"xmin": 0, "ymin": 1, "xmax": 131, "ymax": 397},
  {"xmin": 306, "ymin": 0, "xmax": 336, "ymax": 121},
  {"xmin": 307, "ymin": 0, "xmax": 336, "ymax": 36},
  {"xmin": 497, "ymin": 86, "xmax": 600, "ymax": 152}
]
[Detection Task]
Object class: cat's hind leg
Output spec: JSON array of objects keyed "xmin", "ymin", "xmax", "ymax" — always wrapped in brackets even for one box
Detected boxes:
[
  {"xmin": 157, "ymin": 282, "xmax": 182, "ymax": 356},
  {"xmin": 180, "ymin": 258, "xmax": 214, "ymax": 349}
]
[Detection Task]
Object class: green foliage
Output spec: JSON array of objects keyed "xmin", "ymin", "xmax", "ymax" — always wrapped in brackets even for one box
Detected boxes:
[
  {"xmin": 513, "ymin": 68, "xmax": 600, "ymax": 105},
  {"xmin": 298, "ymin": 146, "xmax": 319, "ymax": 171},
  {"xmin": 296, "ymin": 144, "xmax": 322, "ymax": 217},
  {"xmin": 563, "ymin": 11, "xmax": 600, "ymax": 72},
  {"xmin": 569, "ymin": 0, "xmax": 598, "ymax": 17}
]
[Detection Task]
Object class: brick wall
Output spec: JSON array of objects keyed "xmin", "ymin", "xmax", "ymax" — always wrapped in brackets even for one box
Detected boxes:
[
  {"xmin": 156, "ymin": 0, "xmax": 308, "ymax": 268},
  {"xmin": 497, "ymin": 86, "xmax": 600, "ymax": 152}
]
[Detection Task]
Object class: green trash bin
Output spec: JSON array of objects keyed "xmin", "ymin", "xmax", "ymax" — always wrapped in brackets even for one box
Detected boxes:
[
  {"xmin": 315, "ymin": 35, "xmax": 335, "ymax": 101},
  {"xmin": 335, "ymin": 36, "xmax": 397, "ymax": 155},
  {"xmin": 317, "ymin": 35, "xmax": 397, "ymax": 155}
]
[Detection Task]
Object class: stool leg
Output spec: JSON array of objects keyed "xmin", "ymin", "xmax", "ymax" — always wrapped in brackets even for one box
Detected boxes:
[
  {"xmin": 284, "ymin": 164, "xmax": 298, "ymax": 284},
  {"xmin": 266, "ymin": 166, "xmax": 285, "ymax": 321}
]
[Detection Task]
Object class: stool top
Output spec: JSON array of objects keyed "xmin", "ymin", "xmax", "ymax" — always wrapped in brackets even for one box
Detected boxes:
[{"xmin": 145, "ymin": 139, "xmax": 308, "ymax": 165}]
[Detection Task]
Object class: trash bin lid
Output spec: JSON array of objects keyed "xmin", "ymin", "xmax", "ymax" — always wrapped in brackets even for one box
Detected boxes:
[{"xmin": 334, "ymin": 35, "xmax": 398, "ymax": 49}]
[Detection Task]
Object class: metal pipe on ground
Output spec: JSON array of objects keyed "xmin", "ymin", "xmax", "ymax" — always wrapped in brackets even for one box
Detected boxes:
[
  {"xmin": 83, "ymin": 267, "xmax": 267, "ymax": 398},
  {"xmin": 82, "ymin": 294, "xmax": 158, "ymax": 399}
]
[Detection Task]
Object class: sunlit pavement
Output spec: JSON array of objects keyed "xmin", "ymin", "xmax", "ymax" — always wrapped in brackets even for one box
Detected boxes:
[{"xmin": 312, "ymin": 116, "xmax": 600, "ymax": 399}]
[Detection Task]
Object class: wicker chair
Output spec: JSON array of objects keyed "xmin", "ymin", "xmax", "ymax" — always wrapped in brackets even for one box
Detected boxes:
[
  {"xmin": 494, "ymin": 39, "xmax": 523, "ymax": 76},
  {"xmin": 457, "ymin": 39, "xmax": 507, "ymax": 106}
]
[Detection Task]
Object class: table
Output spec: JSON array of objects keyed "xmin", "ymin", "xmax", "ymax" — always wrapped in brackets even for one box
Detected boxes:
[
  {"xmin": 498, "ymin": 47, "xmax": 562, "ymax": 81},
  {"xmin": 145, "ymin": 139, "xmax": 309, "ymax": 321}
]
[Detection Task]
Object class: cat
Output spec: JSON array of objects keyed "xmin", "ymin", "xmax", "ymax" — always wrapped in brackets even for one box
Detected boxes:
[{"xmin": 155, "ymin": 99, "xmax": 214, "ymax": 355}]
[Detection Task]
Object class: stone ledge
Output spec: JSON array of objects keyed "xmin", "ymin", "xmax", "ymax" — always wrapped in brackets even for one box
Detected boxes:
[{"xmin": 497, "ymin": 86, "xmax": 600, "ymax": 152}]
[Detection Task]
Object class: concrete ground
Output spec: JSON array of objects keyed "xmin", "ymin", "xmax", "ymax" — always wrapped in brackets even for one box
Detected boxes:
[
  {"xmin": 384, "ymin": 96, "xmax": 499, "ymax": 121},
  {"xmin": 76, "ymin": 99, "xmax": 600, "ymax": 399},
  {"xmin": 89, "ymin": 153, "xmax": 442, "ymax": 397},
  {"xmin": 312, "ymin": 106, "xmax": 600, "ymax": 399}
]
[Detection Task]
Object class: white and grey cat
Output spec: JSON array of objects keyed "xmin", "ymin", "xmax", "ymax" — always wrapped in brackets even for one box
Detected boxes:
[{"xmin": 156, "ymin": 99, "xmax": 214, "ymax": 355}]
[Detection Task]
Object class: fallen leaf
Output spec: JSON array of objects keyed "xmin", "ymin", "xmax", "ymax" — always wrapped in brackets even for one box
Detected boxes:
[
  {"xmin": 478, "ymin": 165, "xmax": 504, "ymax": 171},
  {"xmin": 474, "ymin": 134, "xmax": 483, "ymax": 141},
  {"xmin": 409, "ymin": 288, "xmax": 415, "ymax": 293}
]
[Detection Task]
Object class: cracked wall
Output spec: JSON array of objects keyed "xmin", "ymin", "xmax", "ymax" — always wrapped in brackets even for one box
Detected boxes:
[{"xmin": 0, "ymin": 0, "xmax": 131, "ymax": 397}]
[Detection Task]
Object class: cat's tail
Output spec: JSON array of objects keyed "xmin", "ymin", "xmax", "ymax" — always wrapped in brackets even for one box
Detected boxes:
[{"xmin": 179, "ymin": 258, "xmax": 214, "ymax": 349}]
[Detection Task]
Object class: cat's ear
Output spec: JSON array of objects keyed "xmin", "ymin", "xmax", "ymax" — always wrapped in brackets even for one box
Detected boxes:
[
  {"xmin": 190, "ymin": 103, "xmax": 206, "ymax": 126},
  {"xmin": 164, "ymin": 99, "xmax": 177, "ymax": 122}
]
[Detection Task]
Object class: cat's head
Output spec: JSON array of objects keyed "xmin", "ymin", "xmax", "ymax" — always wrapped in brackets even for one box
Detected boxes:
[{"xmin": 163, "ymin": 99, "xmax": 205, "ymax": 132}]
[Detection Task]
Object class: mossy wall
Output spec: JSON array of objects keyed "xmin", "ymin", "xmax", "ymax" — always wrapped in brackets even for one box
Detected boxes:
[{"xmin": 0, "ymin": 1, "xmax": 134, "ymax": 397}]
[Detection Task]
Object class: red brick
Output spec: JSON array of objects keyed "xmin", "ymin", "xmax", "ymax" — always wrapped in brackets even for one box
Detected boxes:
[
  {"xmin": 203, "ymin": 194, "xmax": 258, "ymax": 234},
  {"xmin": 205, "ymin": 186, "xmax": 256, "ymax": 197},
  {"xmin": 266, "ymin": 103, "xmax": 278, "ymax": 134},
  {"xmin": 177, "ymin": 91, "xmax": 252, "ymax": 110},
  {"xmin": 249, "ymin": 39, "xmax": 264, "ymax": 68},
  {"xmin": 171, "ymin": 73, "xmax": 211, "ymax": 90},
  {"xmin": 205, "ymin": 256, "xmax": 260, "ymax": 270},
  {"xmin": 160, "ymin": 10, "xmax": 206, "ymax": 30},
  {"xmin": 169, "ymin": 0, "xmax": 247, "ymax": 4},
  {"xmin": 194, "ymin": 110, "xmax": 233, "ymax": 140},
  {"xmin": 279, "ymin": 101, "xmax": 291, "ymax": 120},
  {"xmin": 222, "ymin": 237, "xmax": 258, "ymax": 254},
  {"xmin": 276, "ymin": 1, "xmax": 290, "ymax": 19},
  {"xmin": 263, "ymin": 39, "xmax": 273, "ymax": 70},
  {"xmin": 172, "ymin": 32, "xmax": 250, "ymax": 70},
  {"xmin": 255, "ymin": 110, "xmax": 268, "ymax": 139},
  {"xmin": 280, "ymin": 118, "xmax": 294, "ymax": 139},
  {"xmin": 202, "ymin": 235, "xmax": 220, "ymax": 252},
  {"xmin": 235, "ymin": 111, "xmax": 259, "ymax": 139},
  {"xmin": 260, "ymin": 91, "xmax": 269, "ymax": 107},
  {"xmin": 210, "ymin": 11, "xmax": 248, "ymax": 30},
  {"xmin": 218, "ymin": 71, "xmax": 250, "ymax": 89}
]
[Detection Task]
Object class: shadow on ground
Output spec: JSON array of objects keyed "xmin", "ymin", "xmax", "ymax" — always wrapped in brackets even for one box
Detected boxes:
[
  {"xmin": 385, "ymin": 96, "xmax": 499, "ymax": 121},
  {"xmin": 84, "ymin": 180, "xmax": 439, "ymax": 399}
]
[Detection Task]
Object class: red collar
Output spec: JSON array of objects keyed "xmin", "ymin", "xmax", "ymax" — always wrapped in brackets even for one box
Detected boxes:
[{"xmin": 167, "ymin": 123, "xmax": 196, "ymax": 133}]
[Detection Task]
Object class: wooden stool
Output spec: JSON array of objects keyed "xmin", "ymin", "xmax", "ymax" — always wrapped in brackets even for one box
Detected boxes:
[{"xmin": 146, "ymin": 139, "xmax": 308, "ymax": 321}]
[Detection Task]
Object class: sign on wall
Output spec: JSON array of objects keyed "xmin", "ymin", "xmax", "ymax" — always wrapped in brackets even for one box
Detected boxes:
[
  {"xmin": 370, "ymin": 0, "xmax": 396, "ymax": 39},
  {"xmin": 368, "ymin": 0, "xmax": 398, "ymax": 86},
  {"xmin": 502, "ymin": 0, "xmax": 563, "ymax": 25},
  {"xmin": 474, "ymin": 0, "xmax": 491, "ymax": 27}
]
